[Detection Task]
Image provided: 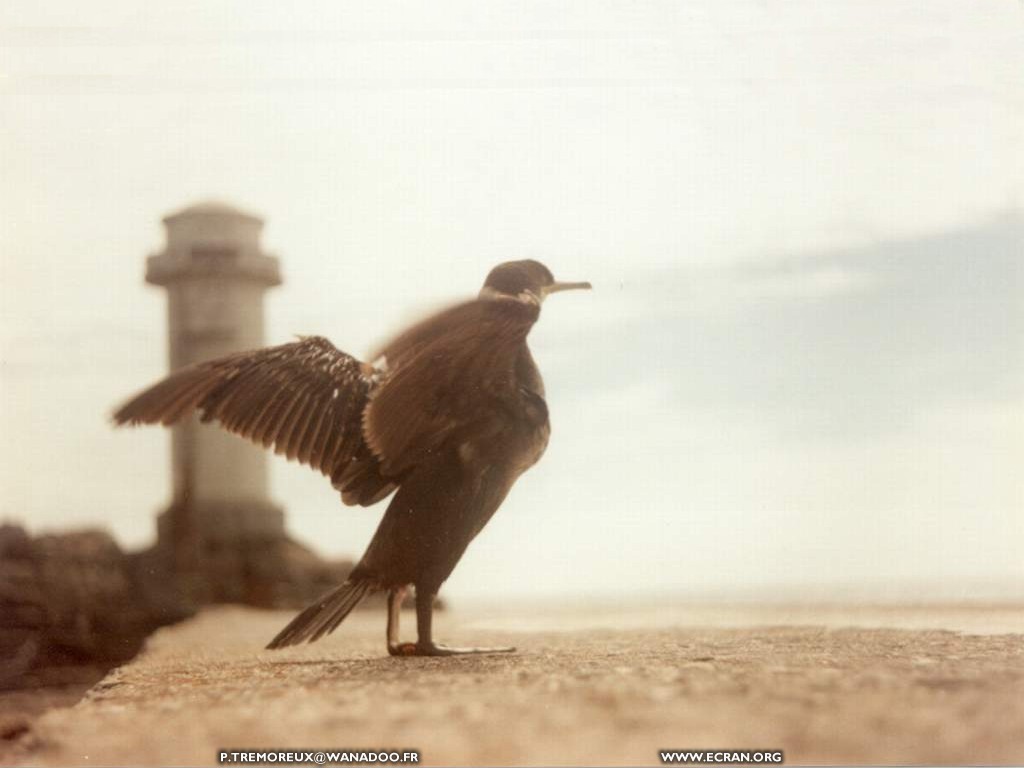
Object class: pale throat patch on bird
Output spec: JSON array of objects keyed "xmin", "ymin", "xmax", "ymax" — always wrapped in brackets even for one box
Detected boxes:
[{"xmin": 478, "ymin": 285, "xmax": 544, "ymax": 307}]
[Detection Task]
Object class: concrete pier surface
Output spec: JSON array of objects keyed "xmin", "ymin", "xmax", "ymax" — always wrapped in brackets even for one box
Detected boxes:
[{"xmin": 5, "ymin": 602, "xmax": 1023, "ymax": 766}]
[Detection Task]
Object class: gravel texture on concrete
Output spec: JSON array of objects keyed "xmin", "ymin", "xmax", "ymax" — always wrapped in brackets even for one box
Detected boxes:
[{"xmin": 5, "ymin": 603, "xmax": 1023, "ymax": 766}]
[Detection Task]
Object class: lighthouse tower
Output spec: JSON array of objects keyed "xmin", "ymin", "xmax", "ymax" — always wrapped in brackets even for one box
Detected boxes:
[{"xmin": 146, "ymin": 201, "xmax": 285, "ymax": 603}]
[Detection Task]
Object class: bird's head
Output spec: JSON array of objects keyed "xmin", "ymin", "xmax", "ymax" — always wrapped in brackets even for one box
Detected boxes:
[{"xmin": 479, "ymin": 260, "xmax": 591, "ymax": 306}]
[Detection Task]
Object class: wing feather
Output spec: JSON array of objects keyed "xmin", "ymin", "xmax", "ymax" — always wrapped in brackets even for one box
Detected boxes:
[
  {"xmin": 303, "ymin": 406, "xmax": 331, "ymax": 470},
  {"xmin": 247, "ymin": 378, "xmax": 289, "ymax": 445},
  {"xmin": 113, "ymin": 336, "xmax": 390, "ymax": 506},
  {"xmin": 285, "ymin": 390, "xmax": 318, "ymax": 462},
  {"xmin": 274, "ymin": 386, "xmax": 308, "ymax": 460}
]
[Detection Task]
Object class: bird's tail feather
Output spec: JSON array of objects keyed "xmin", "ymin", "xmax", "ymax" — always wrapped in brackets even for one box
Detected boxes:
[{"xmin": 266, "ymin": 579, "xmax": 375, "ymax": 650}]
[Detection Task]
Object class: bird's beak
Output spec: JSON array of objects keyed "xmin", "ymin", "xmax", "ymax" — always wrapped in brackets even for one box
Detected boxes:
[{"xmin": 544, "ymin": 280, "xmax": 592, "ymax": 296}]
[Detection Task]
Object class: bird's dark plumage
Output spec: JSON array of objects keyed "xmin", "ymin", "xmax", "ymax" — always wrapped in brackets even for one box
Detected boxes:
[{"xmin": 114, "ymin": 259, "xmax": 590, "ymax": 656}]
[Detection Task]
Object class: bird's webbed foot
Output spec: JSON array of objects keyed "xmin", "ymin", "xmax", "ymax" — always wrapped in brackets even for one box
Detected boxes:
[
  {"xmin": 388, "ymin": 586, "xmax": 517, "ymax": 657},
  {"xmin": 388, "ymin": 641, "xmax": 516, "ymax": 657}
]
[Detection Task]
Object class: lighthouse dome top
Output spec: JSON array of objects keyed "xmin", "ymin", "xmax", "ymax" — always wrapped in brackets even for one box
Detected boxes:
[
  {"xmin": 163, "ymin": 199, "xmax": 263, "ymax": 224},
  {"xmin": 161, "ymin": 198, "xmax": 265, "ymax": 252},
  {"xmin": 148, "ymin": 199, "xmax": 280, "ymax": 288}
]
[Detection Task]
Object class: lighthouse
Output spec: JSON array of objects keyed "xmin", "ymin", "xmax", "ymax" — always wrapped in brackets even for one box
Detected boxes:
[{"xmin": 145, "ymin": 201, "xmax": 286, "ymax": 603}]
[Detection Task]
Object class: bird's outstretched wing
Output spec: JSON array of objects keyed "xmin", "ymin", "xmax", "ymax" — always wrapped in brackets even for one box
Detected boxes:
[{"xmin": 112, "ymin": 336, "xmax": 395, "ymax": 506}]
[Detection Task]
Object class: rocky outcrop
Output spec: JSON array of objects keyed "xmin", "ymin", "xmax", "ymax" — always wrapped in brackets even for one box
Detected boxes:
[
  {"xmin": 0, "ymin": 525, "xmax": 172, "ymax": 690},
  {"xmin": 0, "ymin": 524, "xmax": 356, "ymax": 691}
]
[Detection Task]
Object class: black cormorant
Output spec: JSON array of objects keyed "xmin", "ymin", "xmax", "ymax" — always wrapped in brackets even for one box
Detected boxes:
[{"xmin": 114, "ymin": 260, "xmax": 590, "ymax": 656}]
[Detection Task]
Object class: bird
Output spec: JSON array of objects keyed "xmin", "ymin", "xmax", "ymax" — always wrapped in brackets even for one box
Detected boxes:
[{"xmin": 113, "ymin": 260, "xmax": 591, "ymax": 656}]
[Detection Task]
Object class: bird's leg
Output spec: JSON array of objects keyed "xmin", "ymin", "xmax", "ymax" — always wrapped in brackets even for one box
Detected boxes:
[
  {"xmin": 386, "ymin": 585, "xmax": 411, "ymax": 656},
  {"xmin": 390, "ymin": 587, "xmax": 515, "ymax": 657}
]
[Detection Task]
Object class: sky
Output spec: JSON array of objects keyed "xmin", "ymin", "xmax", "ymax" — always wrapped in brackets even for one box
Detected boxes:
[{"xmin": 1, "ymin": 1, "xmax": 1022, "ymax": 602}]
